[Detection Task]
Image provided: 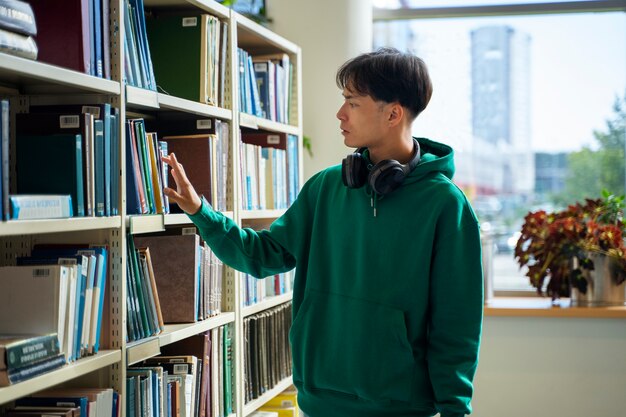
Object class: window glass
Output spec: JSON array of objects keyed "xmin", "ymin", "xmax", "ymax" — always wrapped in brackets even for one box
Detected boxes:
[
  {"xmin": 374, "ymin": 11, "xmax": 626, "ymax": 291},
  {"xmin": 374, "ymin": 0, "xmax": 594, "ymax": 9}
]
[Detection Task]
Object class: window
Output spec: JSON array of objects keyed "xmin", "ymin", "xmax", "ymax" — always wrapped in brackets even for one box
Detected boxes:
[{"xmin": 373, "ymin": 1, "xmax": 626, "ymax": 292}]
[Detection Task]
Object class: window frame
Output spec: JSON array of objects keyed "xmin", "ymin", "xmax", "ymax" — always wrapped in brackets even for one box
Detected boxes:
[{"xmin": 373, "ymin": 0, "xmax": 626, "ymax": 296}]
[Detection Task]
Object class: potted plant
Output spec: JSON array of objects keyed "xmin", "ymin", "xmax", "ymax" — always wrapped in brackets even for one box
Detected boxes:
[{"xmin": 514, "ymin": 191, "xmax": 626, "ymax": 303}]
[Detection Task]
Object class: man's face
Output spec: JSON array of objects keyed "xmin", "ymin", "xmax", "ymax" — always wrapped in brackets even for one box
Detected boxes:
[{"xmin": 336, "ymin": 86, "xmax": 389, "ymax": 149}]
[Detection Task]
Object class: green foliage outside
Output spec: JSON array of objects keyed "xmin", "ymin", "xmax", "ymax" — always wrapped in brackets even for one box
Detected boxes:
[{"xmin": 556, "ymin": 94, "xmax": 626, "ymax": 205}]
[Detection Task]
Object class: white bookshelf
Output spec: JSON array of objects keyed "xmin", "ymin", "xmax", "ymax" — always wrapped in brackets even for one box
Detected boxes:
[{"xmin": 0, "ymin": 0, "xmax": 301, "ymax": 415}]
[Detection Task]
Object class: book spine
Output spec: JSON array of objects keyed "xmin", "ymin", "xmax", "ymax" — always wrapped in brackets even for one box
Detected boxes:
[
  {"xmin": 0, "ymin": 26, "xmax": 36, "ymax": 60},
  {"xmin": 0, "ymin": 354, "xmax": 66, "ymax": 386},
  {"xmin": 0, "ymin": 99, "xmax": 7, "ymax": 220},
  {"xmin": 0, "ymin": 0, "xmax": 36, "ymax": 36},
  {"xmin": 9, "ymin": 195, "xmax": 73, "ymax": 220},
  {"xmin": 3, "ymin": 334, "xmax": 61, "ymax": 370}
]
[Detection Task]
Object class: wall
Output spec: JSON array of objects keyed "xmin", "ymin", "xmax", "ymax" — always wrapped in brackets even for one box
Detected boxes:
[
  {"xmin": 473, "ymin": 316, "xmax": 626, "ymax": 417},
  {"xmin": 267, "ymin": 0, "xmax": 373, "ymax": 180}
]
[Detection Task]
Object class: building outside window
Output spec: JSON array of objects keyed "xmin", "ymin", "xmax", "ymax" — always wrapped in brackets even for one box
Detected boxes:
[{"xmin": 373, "ymin": 0, "xmax": 626, "ymax": 292}]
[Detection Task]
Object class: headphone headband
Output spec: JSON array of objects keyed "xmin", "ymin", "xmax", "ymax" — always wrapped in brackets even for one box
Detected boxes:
[{"xmin": 342, "ymin": 138, "xmax": 421, "ymax": 195}]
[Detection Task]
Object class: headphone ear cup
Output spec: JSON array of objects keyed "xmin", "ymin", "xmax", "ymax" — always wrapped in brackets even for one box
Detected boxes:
[
  {"xmin": 369, "ymin": 161, "xmax": 406, "ymax": 195},
  {"xmin": 342, "ymin": 153, "xmax": 368, "ymax": 189}
]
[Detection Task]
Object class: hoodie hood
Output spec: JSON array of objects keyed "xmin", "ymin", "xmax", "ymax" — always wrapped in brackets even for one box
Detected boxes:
[
  {"xmin": 362, "ymin": 137, "xmax": 455, "ymax": 186},
  {"xmin": 407, "ymin": 136, "xmax": 455, "ymax": 183}
]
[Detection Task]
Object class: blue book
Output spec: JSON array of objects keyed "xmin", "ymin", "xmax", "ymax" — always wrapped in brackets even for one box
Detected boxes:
[
  {"xmin": 93, "ymin": 247, "xmax": 108, "ymax": 353},
  {"xmin": 94, "ymin": 119, "xmax": 105, "ymax": 216},
  {"xmin": 253, "ymin": 61, "xmax": 270, "ymax": 119},
  {"xmin": 125, "ymin": 122, "xmax": 142, "ymax": 215},
  {"xmin": 93, "ymin": 0, "xmax": 103, "ymax": 77},
  {"xmin": 16, "ymin": 133, "xmax": 85, "ymax": 217},
  {"xmin": 87, "ymin": 0, "xmax": 95, "ymax": 75},
  {"xmin": 287, "ymin": 134, "xmax": 299, "ymax": 205},
  {"xmin": 0, "ymin": 100, "xmax": 5, "ymax": 220},
  {"xmin": 126, "ymin": 377, "xmax": 136, "ymax": 417}
]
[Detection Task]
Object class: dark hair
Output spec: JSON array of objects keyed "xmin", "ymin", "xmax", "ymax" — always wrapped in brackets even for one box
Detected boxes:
[{"xmin": 336, "ymin": 47, "xmax": 433, "ymax": 120}]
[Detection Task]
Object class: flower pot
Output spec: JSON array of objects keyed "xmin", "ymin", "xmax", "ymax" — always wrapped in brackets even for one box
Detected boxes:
[{"xmin": 570, "ymin": 253, "xmax": 626, "ymax": 306}]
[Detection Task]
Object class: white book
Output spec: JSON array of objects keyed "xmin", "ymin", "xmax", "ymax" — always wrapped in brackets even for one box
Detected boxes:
[
  {"xmin": 57, "ymin": 260, "xmax": 78, "ymax": 362},
  {"xmin": 0, "ymin": 265, "xmax": 69, "ymax": 353},
  {"xmin": 9, "ymin": 194, "xmax": 73, "ymax": 219}
]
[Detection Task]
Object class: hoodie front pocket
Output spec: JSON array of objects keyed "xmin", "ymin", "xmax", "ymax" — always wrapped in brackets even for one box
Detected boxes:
[{"xmin": 290, "ymin": 289, "xmax": 415, "ymax": 403}]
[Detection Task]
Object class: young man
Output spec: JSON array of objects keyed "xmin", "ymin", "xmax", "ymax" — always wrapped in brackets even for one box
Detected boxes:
[{"xmin": 162, "ymin": 47, "xmax": 483, "ymax": 417}]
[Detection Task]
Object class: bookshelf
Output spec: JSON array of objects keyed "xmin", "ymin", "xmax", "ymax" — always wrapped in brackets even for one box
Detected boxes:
[{"xmin": 0, "ymin": 1, "xmax": 301, "ymax": 417}]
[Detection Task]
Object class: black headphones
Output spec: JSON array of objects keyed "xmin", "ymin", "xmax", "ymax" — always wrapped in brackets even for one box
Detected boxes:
[{"xmin": 341, "ymin": 138, "xmax": 421, "ymax": 195}]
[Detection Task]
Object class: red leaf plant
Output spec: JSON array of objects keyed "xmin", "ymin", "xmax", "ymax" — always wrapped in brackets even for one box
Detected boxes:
[{"xmin": 515, "ymin": 192, "xmax": 626, "ymax": 300}]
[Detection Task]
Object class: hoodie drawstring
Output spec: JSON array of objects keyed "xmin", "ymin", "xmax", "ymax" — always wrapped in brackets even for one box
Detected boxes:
[{"xmin": 365, "ymin": 186, "xmax": 380, "ymax": 217}]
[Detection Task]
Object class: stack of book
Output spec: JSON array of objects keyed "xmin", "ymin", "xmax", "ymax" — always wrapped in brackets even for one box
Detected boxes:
[
  {"xmin": 0, "ymin": 333, "xmax": 65, "ymax": 387},
  {"xmin": 131, "ymin": 230, "xmax": 223, "ymax": 333},
  {"xmin": 124, "ymin": 0, "xmax": 156, "ymax": 89},
  {"xmin": 243, "ymin": 302, "xmax": 293, "ymax": 404},
  {"xmin": 146, "ymin": 12, "xmax": 229, "ymax": 107},
  {"xmin": 0, "ymin": 0, "xmax": 37, "ymax": 60},
  {"xmin": 240, "ymin": 132, "xmax": 299, "ymax": 210},
  {"xmin": 242, "ymin": 270, "xmax": 294, "ymax": 307},
  {"xmin": 11, "ymin": 387, "xmax": 120, "ymax": 417},
  {"xmin": 126, "ymin": 118, "xmax": 170, "ymax": 216},
  {"xmin": 128, "ymin": 117, "xmax": 230, "ymax": 215},
  {"xmin": 13, "ymin": 104, "xmax": 120, "ymax": 219},
  {"xmin": 127, "ymin": 325, "xmax": 233, "ymax": 417},
  {"xmin": 0, "ymin": 244, "xmax": 110, "ymax": 364},
  {"xmin": 31, "ymin": 0, "xmax": 111, "ymax": 78}
]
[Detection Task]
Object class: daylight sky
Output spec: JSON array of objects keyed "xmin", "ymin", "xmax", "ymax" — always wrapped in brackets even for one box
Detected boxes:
[{"xmin": 373, "ymin": 1, "xmax": 626, "ymax": 152}]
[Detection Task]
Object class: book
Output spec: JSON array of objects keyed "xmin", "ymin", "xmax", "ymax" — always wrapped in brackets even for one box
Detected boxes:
[
  {"xmin": 146, "ymin": 13, "xmax": 219, "ymax": 104},
  {"xmin": 0, "ymin": 353, "xmax": 66, "ymax": 386},
  {"xmin": 1, "ymin": 99, "xmax": 8, "ymax": 220},
  {"xmin": 0, "ymin": 265, "xmax": 70, "ymax": 359},
  {"xmin": 15, "ymin": 398, "xmax": 88, "ymax": 417},
  {"xmin": 16, "ymin": 133, "xmax": 85, "ymax": 217},
  {"xmin": 16, "ymin": 111, "xmax": 96, "ymax": 216},
  {"xmin": 0, "ymin": 0, "xmax": 36, "ymax": 36},
  {"xmin": 5, "ymin": 406, "xmax": 81, "ymax": 417},
  {"xmin": 161, "ymin": 134, "xmax": 218, "ymax": 209},
  {"xmin": 30, "ymin": 0, "xmax": 91, "ymax": 74},
  {"xmin": 159, "ymin": 334, "xmax": 211, "ymax": 417},
  {"xmin": 0, "ymin": 333, "xmax": 60, "ymax": 371},
  {"xmin": 132, "ymin": 234, "xmax": 200, "ymax": 323},
  {"xmin": 0, "ymin": 26, "xmax": 36, "ymax": 59},
  {"xmin": 9, "ymin": 194, "xmax": 73, "ymax": 220}
]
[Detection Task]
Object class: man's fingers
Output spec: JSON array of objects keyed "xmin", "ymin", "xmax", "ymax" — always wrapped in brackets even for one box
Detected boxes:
[{"xmin": 163, "ymin": 187, "xmax": 182, "ymax": 202}]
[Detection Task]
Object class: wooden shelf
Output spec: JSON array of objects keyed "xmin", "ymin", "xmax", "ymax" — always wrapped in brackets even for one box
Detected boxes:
[
  {"xmin": 236, "ymin": 14, "xmax": 299, "ymax": 54},
  {"xmin": 0, "ymin": 53, "xmax": 120, "ymax": 95},
  {"xmin": 159, "ymin": 312, "xmax": 236, "ymax": 346},
  {"xmin": 143, "ymin": 0, "xmax": 230, "ymax": 19},
  {"xmin": 242, "ymin": 292, "xmax": 293, "ymax": 318},
  {"xmin": 242, "ymin": 376, "xmax": 293, "ymax": 417},
  {"xmin": 0, "ymin": 216, "xmax": 122, "ymax": 236},
  {"xmin": 239, "ymin": 113, "xmax": 300, "ymax": 135},
  {"xmin": 485, "ymin": 297, "xmax": 626, "ymax": 318},
  {"xmin": 0, "ymin": 350, "xmax": 121, "ymax": 404}
]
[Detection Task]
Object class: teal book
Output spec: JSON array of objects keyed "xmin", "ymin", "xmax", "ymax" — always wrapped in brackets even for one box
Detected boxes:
[
  {"xmin": 16, "ymin": 134, "xmax": 85, "ymax": 217},
  {"xmin": 146, "ymin": 13, "xmax": 204, "ymax": 102}
]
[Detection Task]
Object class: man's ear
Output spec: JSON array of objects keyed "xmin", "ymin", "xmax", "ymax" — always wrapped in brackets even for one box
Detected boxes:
[{"xmin": 387, "ymin": 103, "xmax": 404, "ymax": 127}]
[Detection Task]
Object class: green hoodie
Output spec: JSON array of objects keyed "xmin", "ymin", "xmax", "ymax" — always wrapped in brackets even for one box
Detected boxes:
[{"xmin": 189, "ymin": 137, "xmax": 483, "ymax": 417}]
